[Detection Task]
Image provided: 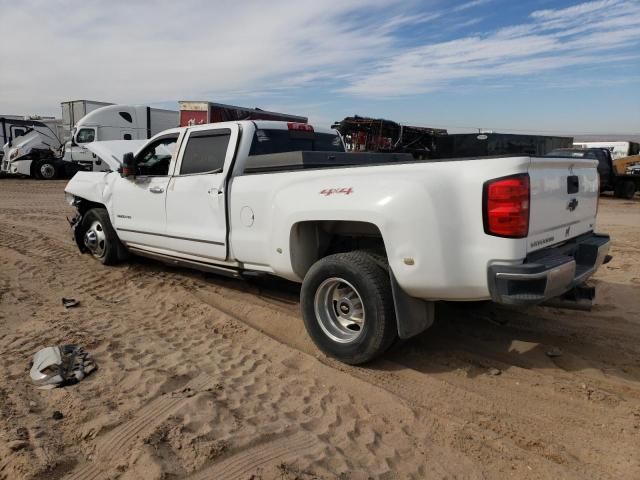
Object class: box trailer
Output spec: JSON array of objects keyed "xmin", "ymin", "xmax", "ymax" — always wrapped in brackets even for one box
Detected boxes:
[
  {"xmin": 179, "ymin": 101, "xmax": 307, "ymax": 127},
  {"xmin": 61, "ymin": 100, "xmax": 114, "ymax": 140}
]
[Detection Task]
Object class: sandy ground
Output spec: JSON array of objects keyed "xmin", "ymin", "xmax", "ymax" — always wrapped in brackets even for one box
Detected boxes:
[{"xmin": 0, "ymin": 179, "xmax": 638, "ymax": 480}]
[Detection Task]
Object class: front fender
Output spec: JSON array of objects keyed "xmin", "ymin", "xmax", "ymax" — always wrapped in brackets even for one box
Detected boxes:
[{"xmin": 64, "ymin": 171, "xmax": 116, "ymax": 213}]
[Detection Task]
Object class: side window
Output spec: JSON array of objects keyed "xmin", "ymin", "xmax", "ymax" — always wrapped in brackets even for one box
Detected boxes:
[
  {"xmin": 136, "ymin": 135, "xmax": 178, "ymax": 176},
  {"xmin": 180, "ymin": 130, "xmax": 231, "ymax": 175},
  {"xmin": 12, "ymin": 127, "xmax": 26, "ymax": 138},
  {"xmin": 123, "ymin": 133, "xmax": 132, "ymax": 140},
  {"xmin": 76, "ymin": 128, "xmax": 96, "ymax": 143}
]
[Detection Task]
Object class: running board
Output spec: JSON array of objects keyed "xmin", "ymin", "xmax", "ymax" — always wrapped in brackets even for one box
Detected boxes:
[{"xmin": 128, "ymin": 247, "xmax": 242, "ymax": 278}]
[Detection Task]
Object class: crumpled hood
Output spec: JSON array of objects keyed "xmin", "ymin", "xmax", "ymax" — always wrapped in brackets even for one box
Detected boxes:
[
  {"xmin": 3, "ymin": 130, "xmax": 43, "ymax": 159},
  {"xmin": 83, "ymin": 140, "xmax": 147, "ymax": 171}
]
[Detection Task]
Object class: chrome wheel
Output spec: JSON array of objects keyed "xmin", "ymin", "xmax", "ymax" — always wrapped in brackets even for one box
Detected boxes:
[
  {"xmin": 314, "ymin": 277, "xmax": 365, "ymax": 343},
  {"xmin": 84, "ymin": 220, "xmax": 106, "ymax": 258},
  {"xmin": 39, "ymin": 163, "xmax": 56, "ymax": 179}
]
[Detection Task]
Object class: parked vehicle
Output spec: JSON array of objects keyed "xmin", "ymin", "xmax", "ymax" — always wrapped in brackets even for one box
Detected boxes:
[
  {"xmin": 2, "ymin": 104, "xmax": 177, "ymax": 179},
  {"xmin": 1, "ymin": 115, "xmax": 63, "ymax": 156},
  {"xmin": 65, "ymin": 121, "xmax": 610, "ymax": 364},
  {"xmin": 1, "ymin": 117, "xmax": 65, "ymax": 176},
  {"xmin": 179, "ymin": 101, "xmax": 307, "ymax": 127},
  {"xmin": 573, "ymin": 141, "xmax": 640, "ymax": 160},
  {"xmin": 546, "ymin": 148, "xmax": 640, "ymax": 199}
]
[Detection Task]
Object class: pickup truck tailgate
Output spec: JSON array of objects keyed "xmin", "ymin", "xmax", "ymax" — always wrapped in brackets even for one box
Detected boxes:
[{"xmin": 527, "ymin": 157, "xmax": 599, "ymax": 253}]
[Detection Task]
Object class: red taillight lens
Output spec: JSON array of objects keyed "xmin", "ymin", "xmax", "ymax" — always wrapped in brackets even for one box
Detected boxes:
[
  {"xmin": 483, "ymin": 174, "xmax": 530, "ymax": 238},
  {"xmin": 287, "ymin": 122, "xmax": 313, "ymax": 132}
]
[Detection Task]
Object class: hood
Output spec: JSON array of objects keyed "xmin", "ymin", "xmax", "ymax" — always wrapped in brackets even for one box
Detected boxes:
[
  {"xmin": 83, "ymin": 140, "xmax": 147, "ymax": 171},
  {"xmin": 4, "ymin": 130, "xmax": 42, "ymax": 157}
]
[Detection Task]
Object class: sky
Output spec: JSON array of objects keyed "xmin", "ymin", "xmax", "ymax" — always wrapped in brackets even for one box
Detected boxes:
[{"xmin": 1, "ymin": 0, "xmax": 639, "ymax": 135}]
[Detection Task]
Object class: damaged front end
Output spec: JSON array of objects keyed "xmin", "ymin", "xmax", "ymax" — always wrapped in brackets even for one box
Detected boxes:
[{"xmin": 66, "ymin": 195, "xmax": 87, "ymax": 253}]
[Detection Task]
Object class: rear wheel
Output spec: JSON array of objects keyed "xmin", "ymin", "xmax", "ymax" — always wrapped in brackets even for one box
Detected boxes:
[
  {"xmin": 617, "ymin": 180, "xmax": 637, "ymax": 199},
  {"xmin": 300, "ymin": 251, "xmax": 397, "ymax": 364},
  {"xmin": 80, "ymin": 208, "xmax": 125, "ymax": 265}
]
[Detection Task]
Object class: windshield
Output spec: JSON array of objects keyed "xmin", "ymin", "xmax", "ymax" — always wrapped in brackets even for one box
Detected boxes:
[{"xmin": 249, "ymin": 129, "xmax": 344, "ymax": 156}]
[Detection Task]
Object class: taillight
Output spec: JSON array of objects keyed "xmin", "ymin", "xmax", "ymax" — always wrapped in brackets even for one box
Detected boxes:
[
  {"xmin": 287, "ymin": 122, "xmax": 313, "ymax": 132},
  {"xmin": 483, "ymin": 174, "xmax": 530, "ymax": 238}
]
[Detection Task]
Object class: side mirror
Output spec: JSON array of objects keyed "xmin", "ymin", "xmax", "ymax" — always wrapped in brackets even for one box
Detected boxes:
[{"xmin": 121, "ymin": 152, "xmax": 136, "ymax": 178}]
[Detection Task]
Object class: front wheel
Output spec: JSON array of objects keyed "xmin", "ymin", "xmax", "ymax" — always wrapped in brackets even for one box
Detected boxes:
[
  {"xmin": 35, "ymin": 159, "xmax": 58, "ymax": 180},
  {"xmin": 300, "ymin": 251, "xmax": 397, "ymax": 364},
  {"xmin": 80, "ymin": 208, "xmax": 126, "ymax": 265}
]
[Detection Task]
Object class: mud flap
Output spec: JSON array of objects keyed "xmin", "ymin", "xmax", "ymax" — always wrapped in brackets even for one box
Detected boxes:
[
  {"xmin": 67, "ymin": 212, "xmax": 87, "ymax": 253},
  {"xmin": 390, "ymin": 272, "xmax": 435, "ymax": 339}
]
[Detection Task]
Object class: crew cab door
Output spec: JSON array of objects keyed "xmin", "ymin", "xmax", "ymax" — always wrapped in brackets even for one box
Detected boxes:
[
  {"xmin": 164, "ymin": 125, "xmax": 239, "ymax": 260},
  {"xmin": 112, "ymin": 133, "xmax": 180, "ymax": 248}
]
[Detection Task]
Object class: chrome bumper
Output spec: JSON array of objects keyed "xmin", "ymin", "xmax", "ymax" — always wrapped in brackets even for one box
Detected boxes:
[{"xmin": 488, "ymin": 233, "xmax": 611, "ymax": 305}]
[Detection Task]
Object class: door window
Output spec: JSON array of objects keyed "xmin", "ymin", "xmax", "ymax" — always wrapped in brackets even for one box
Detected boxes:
[
  {"xmin": 76, "ymin": 128, "xmax": 96, "ymax": 143},
  {"xmin": 136, "ymin": 135, "xmax": 179, "ymax": 176},
  {"xmin": 180, "ymin": 130, "xmax": 231, "ymax": 175}
]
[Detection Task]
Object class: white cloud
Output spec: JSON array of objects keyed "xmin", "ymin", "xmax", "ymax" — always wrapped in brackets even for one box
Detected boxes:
[
  {"xmin": 341, "ymin": 0, "xmax": 640, "ymax": 96},
  {"xmin": 1, "ymin": 0, "xmax": 639, "ymax": 117},
  {"xmin": 0, "ymin": 0, "xmax": 422, "ymax": 115}
]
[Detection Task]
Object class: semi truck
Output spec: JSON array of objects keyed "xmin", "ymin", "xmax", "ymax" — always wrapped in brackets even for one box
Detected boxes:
[
  {"xmin": 1, "ymin": 116, "xmax": 65, "ymax": 175},
  {"xmin": 65, "ymin": 120, "xmax": 610, "ymax": 364},
  {"xmin": 1, "ymin": 115, "xmax": 63, "ymax": 158},
  {"xmin": 2, "ymin": 104, "xmax": 178, "ymax": 179}
]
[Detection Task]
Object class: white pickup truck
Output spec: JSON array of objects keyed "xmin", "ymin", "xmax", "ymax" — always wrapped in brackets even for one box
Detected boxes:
[{"xmin": 64, "ymin": 120, "xmax": 611, "ymax": 364}]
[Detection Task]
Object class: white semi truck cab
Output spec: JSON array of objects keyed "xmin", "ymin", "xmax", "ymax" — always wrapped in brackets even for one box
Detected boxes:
[{"xmin": 65, "ymin": 120, "xmax": 611, "ymax": 364}]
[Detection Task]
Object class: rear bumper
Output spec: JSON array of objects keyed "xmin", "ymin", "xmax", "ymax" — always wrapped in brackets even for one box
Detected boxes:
[{"xmin": 488, "ymin": 233, "xmax": 610, "ymax": 305}]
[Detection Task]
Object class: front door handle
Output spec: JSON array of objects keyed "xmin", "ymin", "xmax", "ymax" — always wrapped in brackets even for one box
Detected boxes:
[{"xmin": 149, "ymin": 186, "xmax": 164, "ymax": 194}]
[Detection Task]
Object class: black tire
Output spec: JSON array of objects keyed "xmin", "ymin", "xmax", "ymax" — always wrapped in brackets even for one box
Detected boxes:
[
  {"xmin": 300, "ymin": 251, "xmax": 397, "ymax": 364},
  {"xmin": 34, "ymin": 159, "xmax": 58, "ymax": 180},
  {"xmin": 618, "ymin": 180, "xmax": 636, "ymax": 200},
  {"xmin": 80, "ymin": 208, "xmax": 126, "ymax": 265}
]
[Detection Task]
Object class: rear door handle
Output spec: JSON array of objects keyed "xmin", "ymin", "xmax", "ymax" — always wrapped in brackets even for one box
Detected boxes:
[{"xmin": 149, "ymin": 186, "xmax": 164, "ymax": 194}]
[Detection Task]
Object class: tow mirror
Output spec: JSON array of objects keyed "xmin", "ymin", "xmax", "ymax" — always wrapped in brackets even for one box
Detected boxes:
[{"xmin": 121, "ymin": 152, "xmax": 136, "ymax": 178}]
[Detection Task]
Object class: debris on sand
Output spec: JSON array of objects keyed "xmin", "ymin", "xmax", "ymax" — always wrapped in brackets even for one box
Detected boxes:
[
  {"xmin": 30, "ymin": 345, "xmax": 97, "ymax": 389},
  {"xmin": 546, "ymin": 347, "xmax": 563, "ymax": 358},
  {"xmin": 62, "ymin": 298, "xmax": 80, "ymax": 308}
]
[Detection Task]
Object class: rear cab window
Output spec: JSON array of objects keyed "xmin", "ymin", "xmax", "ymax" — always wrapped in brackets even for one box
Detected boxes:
[{"xmin": 249, "ymin": 128, "xmax": 344, "ymax": 156}]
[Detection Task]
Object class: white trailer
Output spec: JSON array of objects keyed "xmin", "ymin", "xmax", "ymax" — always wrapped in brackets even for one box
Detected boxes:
[
  {"xmin": 2, "ymin": 104, "xmax": 178, "ymax": 179},
  {"xmin": 61, "ymin": 100, "xmax": 114, "ymax": 138}
]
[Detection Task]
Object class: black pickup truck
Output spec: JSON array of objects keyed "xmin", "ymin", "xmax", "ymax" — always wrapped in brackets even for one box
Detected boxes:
[{"xmin": 546, "ymin": 148, "xmax": 639, "ymax": 199}]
